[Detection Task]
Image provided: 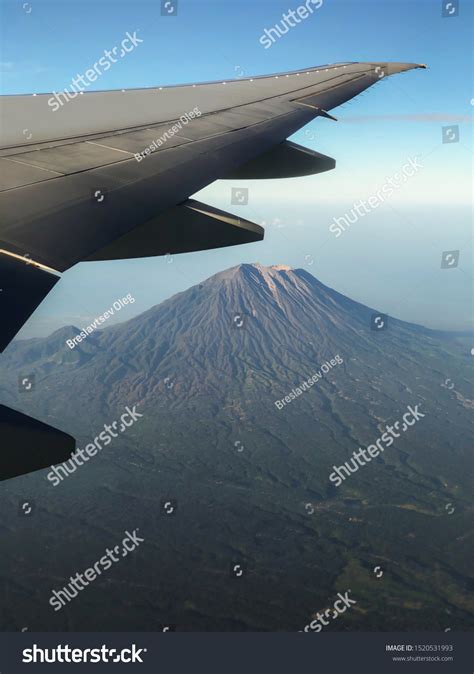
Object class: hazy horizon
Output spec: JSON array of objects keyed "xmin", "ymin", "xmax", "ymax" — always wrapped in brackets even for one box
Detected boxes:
[{"xmin": 10, "ymin": 254, "xmax": 474, "ymax": 344}]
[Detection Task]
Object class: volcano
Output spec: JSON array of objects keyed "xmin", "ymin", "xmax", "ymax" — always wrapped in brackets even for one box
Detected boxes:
[{"xmin": 0, "ymin": 264, "xmax": 472, "ymax": 632}]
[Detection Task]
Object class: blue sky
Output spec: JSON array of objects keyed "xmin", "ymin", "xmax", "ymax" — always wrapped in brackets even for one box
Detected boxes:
[{"xmin": 0, "ymin": 0, "xmax": 472, "ymax": 335}]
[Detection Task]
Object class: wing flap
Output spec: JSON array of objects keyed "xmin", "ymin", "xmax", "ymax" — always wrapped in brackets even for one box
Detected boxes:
[
  {"xmin": 0, "ymin": 157, "xmax": 60, "ymax": 191},
  {"xmin": 9, "ymin": 141, "xmax": 133, "ymax": 174},
  {"xmin": 91, "ymin": 127, "xmax": 191, "ymax": 153}
]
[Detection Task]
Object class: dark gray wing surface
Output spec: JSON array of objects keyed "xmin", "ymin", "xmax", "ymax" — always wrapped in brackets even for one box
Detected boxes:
[{"xmin": 0, "ymin": 61, "xmax": 425, "ymax": 276}]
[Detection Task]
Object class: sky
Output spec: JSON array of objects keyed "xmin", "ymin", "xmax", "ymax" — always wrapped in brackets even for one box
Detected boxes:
[{"xmin": 0, "ymin": 0, "xmax": 472, "ymax": 336}]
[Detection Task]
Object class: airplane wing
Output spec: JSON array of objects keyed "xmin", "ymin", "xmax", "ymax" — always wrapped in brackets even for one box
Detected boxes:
[
  {"xmin": 0, "ymin": 404, "xmax": 75, "ymax": 482},
  {"xmin": 0, "ymin": 60, "xmax": 425, "ymax": 480}
]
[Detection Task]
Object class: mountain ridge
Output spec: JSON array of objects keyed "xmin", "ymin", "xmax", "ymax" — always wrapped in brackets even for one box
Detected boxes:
[{"xmin": 7, "ymin": 264, "xmax": 471, "ymax": 354}]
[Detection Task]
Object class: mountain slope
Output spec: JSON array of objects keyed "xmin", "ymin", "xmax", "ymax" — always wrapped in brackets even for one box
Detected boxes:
[{"xmin": 0, "ymin": 264, "xmax": 472, "ymax": 632}]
